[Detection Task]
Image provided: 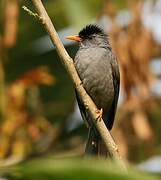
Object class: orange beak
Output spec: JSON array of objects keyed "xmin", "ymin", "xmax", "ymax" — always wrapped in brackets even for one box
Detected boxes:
[{"xmin": 66, "ymin": 35, "xmax": 81, "ymax": 42}]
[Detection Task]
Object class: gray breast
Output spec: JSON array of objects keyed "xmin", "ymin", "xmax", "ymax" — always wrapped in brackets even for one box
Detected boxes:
[{"xmin": 74, "ymin": 47, "xmax": 114, "ymax": 110}]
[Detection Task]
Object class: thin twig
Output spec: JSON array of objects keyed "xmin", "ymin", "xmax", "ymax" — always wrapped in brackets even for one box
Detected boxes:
[
  {"xmin": 22, "ymin": 6, "xmax": 40, "ymax": 19},
  {"xmin": 26, "ymin": 0, "xmax": 127, "ymax": 171}
]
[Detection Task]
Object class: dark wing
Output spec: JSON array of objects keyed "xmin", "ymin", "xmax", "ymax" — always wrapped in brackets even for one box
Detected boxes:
[
  {"xmin": 75, "ymin": 89, "xmax": 91, "ymax": 128},
  {"xmin": 75, "ymin": 89, "xmax": 99, "ymax": 141},
  {"xmin": 106, "ymin": 56, "xmax": 120, "ymax": 130}
]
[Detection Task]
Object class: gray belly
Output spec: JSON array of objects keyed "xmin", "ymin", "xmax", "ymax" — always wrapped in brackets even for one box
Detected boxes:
[
  {"xmin": 83, "ymin": 70, "xmax": 114, "ymax": 110},
  {"xmin": 75, "ymin": 52, "xmax": 114, "ymax": 110}
]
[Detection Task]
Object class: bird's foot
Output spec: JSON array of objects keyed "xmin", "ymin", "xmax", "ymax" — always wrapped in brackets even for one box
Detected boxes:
[{"xmin": 96, "ymin": 108, "xmax": 103, "ymax": 121}]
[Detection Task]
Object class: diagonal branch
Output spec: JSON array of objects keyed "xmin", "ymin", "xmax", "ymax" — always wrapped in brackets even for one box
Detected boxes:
[{"xmin": 28, "ymin": 0, "xmax": 126, "ymax": 170}]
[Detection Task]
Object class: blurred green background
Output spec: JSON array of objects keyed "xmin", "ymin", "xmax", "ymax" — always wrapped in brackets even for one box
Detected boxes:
[{"xmin": 0, "ymin": 0, "xmax": 161, "ymax": 179}]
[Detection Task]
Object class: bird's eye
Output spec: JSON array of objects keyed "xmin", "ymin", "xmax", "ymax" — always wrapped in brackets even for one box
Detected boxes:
[{"xmin": 88, "ymin": 36, "xmax": 93, "ymax": 39}]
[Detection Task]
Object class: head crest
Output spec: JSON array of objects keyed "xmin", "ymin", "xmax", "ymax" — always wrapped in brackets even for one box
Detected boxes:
[{"xmin": 79, "ymin": 24, "xmax": 105, "ymax": 39}]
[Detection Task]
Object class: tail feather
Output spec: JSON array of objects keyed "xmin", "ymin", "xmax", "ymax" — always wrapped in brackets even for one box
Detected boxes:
[
  {"xmin": 85, "ymin": 128, "xmax": 111, "ymax": 157},
  {"xmin": 85, "ymin": 128, "xmax": 98, "ymax": 155}
]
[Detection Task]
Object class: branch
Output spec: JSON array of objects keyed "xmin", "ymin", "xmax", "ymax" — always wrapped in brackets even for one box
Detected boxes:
[
  {"xmin": 28, "ymin": 0, "xmax": 126, "ymax": 170},
  {"xmin": 22, "ymin": 6, "xmax": 41, "ymax": 20}
]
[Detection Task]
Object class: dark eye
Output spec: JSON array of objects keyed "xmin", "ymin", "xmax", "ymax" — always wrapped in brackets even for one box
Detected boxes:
[{"xmin": 88, "ymin": 35, "xmax": 93, "ymax": 39}]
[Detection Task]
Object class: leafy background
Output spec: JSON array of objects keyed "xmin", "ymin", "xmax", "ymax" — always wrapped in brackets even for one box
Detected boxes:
[{"xmin": 0, "ymin": 0, "xmax": 161, "ymax": 179}]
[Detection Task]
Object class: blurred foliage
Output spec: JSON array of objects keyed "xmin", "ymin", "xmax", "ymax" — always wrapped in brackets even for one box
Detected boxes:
[
  {"xmin": 3, "ymin": 158, "xmax": 160, "ymax": 180},
  {"xmin": 114, "ymin": 97, "xmax": 161, "ymax": 163},
  {"xmin": 0, "ymin": 1, "xmax": 161, "ymax": 179},
  {"xmin": 62, "ymin": 0, "xmax": 100, "ymax": 28},
  {"xmin": 0, "ymin": 0, "xmax": 77, "ymax": 161}
]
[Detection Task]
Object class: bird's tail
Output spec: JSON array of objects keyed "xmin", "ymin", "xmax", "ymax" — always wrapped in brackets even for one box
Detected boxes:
[{"xmin": 85, "ymin": 127, "xmax": 111, "ymax": 157}]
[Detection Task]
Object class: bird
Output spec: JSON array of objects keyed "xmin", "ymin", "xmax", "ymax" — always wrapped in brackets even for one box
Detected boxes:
[{"xmin": 66, "ymin": 24, "xmax": 120, "ymax": 156}]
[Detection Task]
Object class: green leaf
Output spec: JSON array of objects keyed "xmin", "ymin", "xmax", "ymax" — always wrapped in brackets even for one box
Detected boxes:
[{"xmin": 6, "ymin": 158, "xmax": 159, "ymax": 180}]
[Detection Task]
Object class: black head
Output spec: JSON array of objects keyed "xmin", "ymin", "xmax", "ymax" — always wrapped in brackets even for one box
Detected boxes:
[
  {"xmin": 66, "ymin": 24, "xmax": 109, "ymax": 48},
  {"xmin": 78, "ymin": 24, "xmax": 109, "ymax": 48},
  {"xmin": 79, "ymin": 24, "xmax": 106, "ymax": 39}
]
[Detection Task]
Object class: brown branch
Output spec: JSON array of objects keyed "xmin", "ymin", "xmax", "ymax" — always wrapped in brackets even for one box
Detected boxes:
[{"xmin": 28, "ymin": 0, "xmax": 126, "ymax": 170}]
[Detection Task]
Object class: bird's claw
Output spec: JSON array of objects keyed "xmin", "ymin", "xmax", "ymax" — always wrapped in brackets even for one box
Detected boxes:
[{"xmin": 96, "ymin": 108, "xmax": 103, "ymax": 121}]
